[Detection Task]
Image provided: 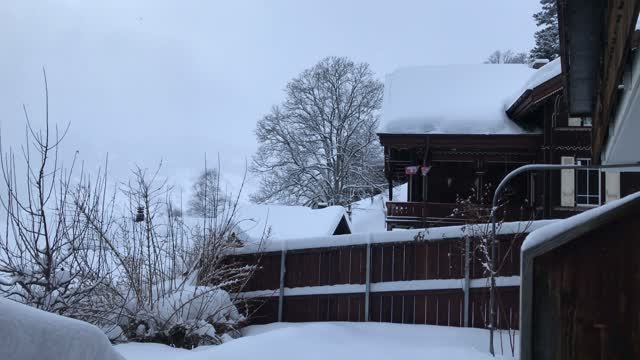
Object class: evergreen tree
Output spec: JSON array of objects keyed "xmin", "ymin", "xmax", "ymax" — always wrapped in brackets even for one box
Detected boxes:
[{"xmin": 529, "ymin": 0, "xmax": 560, "ymax": 61}]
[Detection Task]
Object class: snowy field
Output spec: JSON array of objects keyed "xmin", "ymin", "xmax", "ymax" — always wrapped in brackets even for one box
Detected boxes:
[{"xmin": 115, "ymin": 322, "xmax": 518, "ymax": 360}]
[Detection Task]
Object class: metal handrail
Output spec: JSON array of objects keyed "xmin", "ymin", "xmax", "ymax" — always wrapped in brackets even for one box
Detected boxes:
[{"xmin": 488, "ymin": 161, "xmax": 640, "ymax": 355}]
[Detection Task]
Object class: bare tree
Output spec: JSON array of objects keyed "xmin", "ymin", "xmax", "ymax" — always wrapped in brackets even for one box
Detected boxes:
[
  {"xmin": 251, "ymin": 56, "xmax": 385, "ymax": 207},
  {"xmin": 485, "ymin": 49, "xmax": 529, "ymax": 64},
  {"xmin": 453, "ymin": 187, "xmax": 533, "ymax": 357},
  {"xmin": 76, "ymin": 161, "xmax": 262, "ymax": 347},
  {"xmin": 0, "ymin": 70, "xmax": 108, "ymax": 316},
  {"xmin": 187, "ymin": 168, "xmax": 226, "ymax": 218}
]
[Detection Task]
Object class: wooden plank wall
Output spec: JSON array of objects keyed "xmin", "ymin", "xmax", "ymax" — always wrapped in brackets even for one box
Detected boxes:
[
  {"xmin": 531, "ymin": 203, "xmax": 640, "ymax": 359},
  {"xmin": 234, "ymin": 234, "xmax": 524, "ymax": 329}
]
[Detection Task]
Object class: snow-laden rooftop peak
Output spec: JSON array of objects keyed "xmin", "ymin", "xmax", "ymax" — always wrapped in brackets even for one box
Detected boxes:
[
  {"xmin": 379, "ymin": 64, "xmax": 536, "ymax": 135},
  {"xmin": 505, "ymin": 57, "xmax": 562, "ymax": 109}
]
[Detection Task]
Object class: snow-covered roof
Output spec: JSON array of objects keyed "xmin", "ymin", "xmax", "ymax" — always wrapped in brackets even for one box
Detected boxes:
[
  {"xmin": 505, "ymin": 57, "xmax": 562, "ymax": 108},
  {"xmin": 234, "ymin": 204, "xmax": 350, "ymax": 242},
  {"xmin": 379, "ymin": 64, "xmax": 536, "ymax": 135},
  {"xmin": 0, "ymin": 298, "xmax": 124, "ymax": 360}
]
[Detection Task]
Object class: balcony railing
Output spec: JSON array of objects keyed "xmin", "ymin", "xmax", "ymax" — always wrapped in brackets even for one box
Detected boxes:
[{"xmin": 386, "ymin": 201, "xmax": 537, "ymax": 229}]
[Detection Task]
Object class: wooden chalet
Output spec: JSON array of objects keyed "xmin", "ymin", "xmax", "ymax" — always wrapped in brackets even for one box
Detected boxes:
[{"xmin": 380, "ymin": 50, "xmax": 640, "ymax": 230}]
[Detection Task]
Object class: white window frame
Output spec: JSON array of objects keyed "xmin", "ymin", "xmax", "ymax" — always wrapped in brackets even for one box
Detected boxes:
[{"xmin": 575, "ymin": 158, "xmax": 601, "ymax": 207}]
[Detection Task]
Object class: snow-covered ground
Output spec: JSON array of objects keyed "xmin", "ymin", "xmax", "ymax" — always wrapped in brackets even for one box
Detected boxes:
[
  {"xmin": 116, "ymin": 322, "xmax": 518, "ymax": 360},
  {"xmin": 349, "ymin": 183, "xmax": 407, "ymax": 233}
]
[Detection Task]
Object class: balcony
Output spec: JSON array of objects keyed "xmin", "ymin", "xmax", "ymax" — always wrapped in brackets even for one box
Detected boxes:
[{"xmin": 386, "ymin": 201, "xmax": 537, "ymax": 230}]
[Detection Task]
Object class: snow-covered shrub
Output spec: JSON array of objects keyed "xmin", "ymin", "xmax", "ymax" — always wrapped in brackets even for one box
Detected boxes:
[
  {"xmin": 452, "ymin": 187, "xmax": 533, "ymax": 357},
  {"xmin": 124, "ymin": 284, "xmax": 243, "ymax": 347},
  {"xmin": 0, "ymin": 81, "xmax": 260, "ymax": 349},
  {"xmin": 73, "ymin": 164, "xmax": 259, "ymax": 348}
]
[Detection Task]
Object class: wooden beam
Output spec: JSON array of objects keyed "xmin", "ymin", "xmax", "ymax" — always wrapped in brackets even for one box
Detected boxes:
[{"xmin": 592, "ymin": 0, "xmax": 640, "ymax": 163}]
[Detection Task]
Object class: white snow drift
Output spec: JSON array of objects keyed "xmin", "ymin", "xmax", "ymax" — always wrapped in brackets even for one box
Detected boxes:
[
  {"xmin": 116, "ymin": 322, "xmax": 517, "ymax": 360},
  {"xmin": 0, "ymin": 297, "xmax": 124, "ymax": 360}
]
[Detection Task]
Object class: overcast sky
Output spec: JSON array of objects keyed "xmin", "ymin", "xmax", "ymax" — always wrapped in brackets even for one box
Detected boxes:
[{"xmin": 0, "ymin": 0, "xmax": 540, "ymax": 200}]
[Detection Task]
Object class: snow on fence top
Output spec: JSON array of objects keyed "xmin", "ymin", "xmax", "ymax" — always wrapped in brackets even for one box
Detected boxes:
[
  {"xmin": 505, "ymin": 57, "xmax": 562, "ymax": 108},
  {"xmin": 231, "ymin": 219, "xmax": 557, "ymax": 255},
  {"xmin": 522, "ymin": 191, "xmax": 640, "ymax": 252},
  {"xmin": 379, "ymin": 64, "xmax": 536, "ymax": 135}
]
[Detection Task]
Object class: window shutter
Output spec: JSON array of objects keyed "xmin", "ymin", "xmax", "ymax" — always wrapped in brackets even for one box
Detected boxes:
[
  {"xmin": 560, "ymin": 156, "xmax": 575, "ymax": 207},
  {"xmin": 605, "ymin": 172, "xmax": 621, "ymax": 203}
]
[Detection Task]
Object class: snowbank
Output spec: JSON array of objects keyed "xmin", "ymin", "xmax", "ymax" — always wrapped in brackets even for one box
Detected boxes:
[
  {"xmin": 116, "ymin": 322, "xmax": 517, "ymax": 360},
  {"xmin": 379, "ymin": 64, "xmax": 535, "ymax": 135},
  {"xmin": 349, "ymin": 183, "xmax": 408, "ymax": 233},
  {"xmin": 114, "ymin": 343, "xmax": 189, "ymax": 360},
  {"xmin": 505, "ymin": 57, "xmax": 562, "ymax": 108},
  {"xmin": 0, "ymin": 297, "xmax": 124, "ymax": 360}
]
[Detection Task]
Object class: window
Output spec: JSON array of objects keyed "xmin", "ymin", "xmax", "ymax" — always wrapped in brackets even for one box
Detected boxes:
[
  {"xmin": 575, "ymin": 159, "xmax": 600, "ymax": 206},
  {"xmin": 568, "ymin": 116, "xmax": 592, "ymax": 127}
]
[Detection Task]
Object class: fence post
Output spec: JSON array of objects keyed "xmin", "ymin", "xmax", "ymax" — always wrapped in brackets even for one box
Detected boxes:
[
  {"xmin": 364, "ymin": 238, "xmax": 372, "ymax": 321},
  {"xmin": 278, "ymin": 249, "xmax": 286, "ymax": 322},
  {"xmin": 463, "ymin": 236, "xmax": 470, "ymax": 327}
]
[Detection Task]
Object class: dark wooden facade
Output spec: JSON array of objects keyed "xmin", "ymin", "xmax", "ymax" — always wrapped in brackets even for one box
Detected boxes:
[
  {"xmin": 380, "ymin": 133, "xmax": 543, "ymax": 229},
  {"xmin": 517, "ymin": 2, "xmax": 640, "ymax": 359},
  {"xmin": 558, "ymin": 0, "xmax": 640, "ymax": 162},
  {"xmin": 520, "ymin": 193, "xmax": 640, "ymax": 360}
]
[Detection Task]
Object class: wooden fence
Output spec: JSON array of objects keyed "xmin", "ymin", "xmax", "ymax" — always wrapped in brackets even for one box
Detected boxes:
[{"xmin": 229, "ymin": 222, "xmax": 551, "ymax": 330}]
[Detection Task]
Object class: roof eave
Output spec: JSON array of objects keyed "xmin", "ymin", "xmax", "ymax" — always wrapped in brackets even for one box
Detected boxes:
[{"xmin": 507, "ymin": 75, "xmax": 564, "ymax": 120}]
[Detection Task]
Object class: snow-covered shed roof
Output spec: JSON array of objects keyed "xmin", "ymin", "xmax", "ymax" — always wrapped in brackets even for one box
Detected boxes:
[
  {"xmin": 234, "ymin": 204, "xmax": 351, "ymax": 242},
  {"xmin": 379, "ymin": 64, "xmax": 536, "ymax": 135}
]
